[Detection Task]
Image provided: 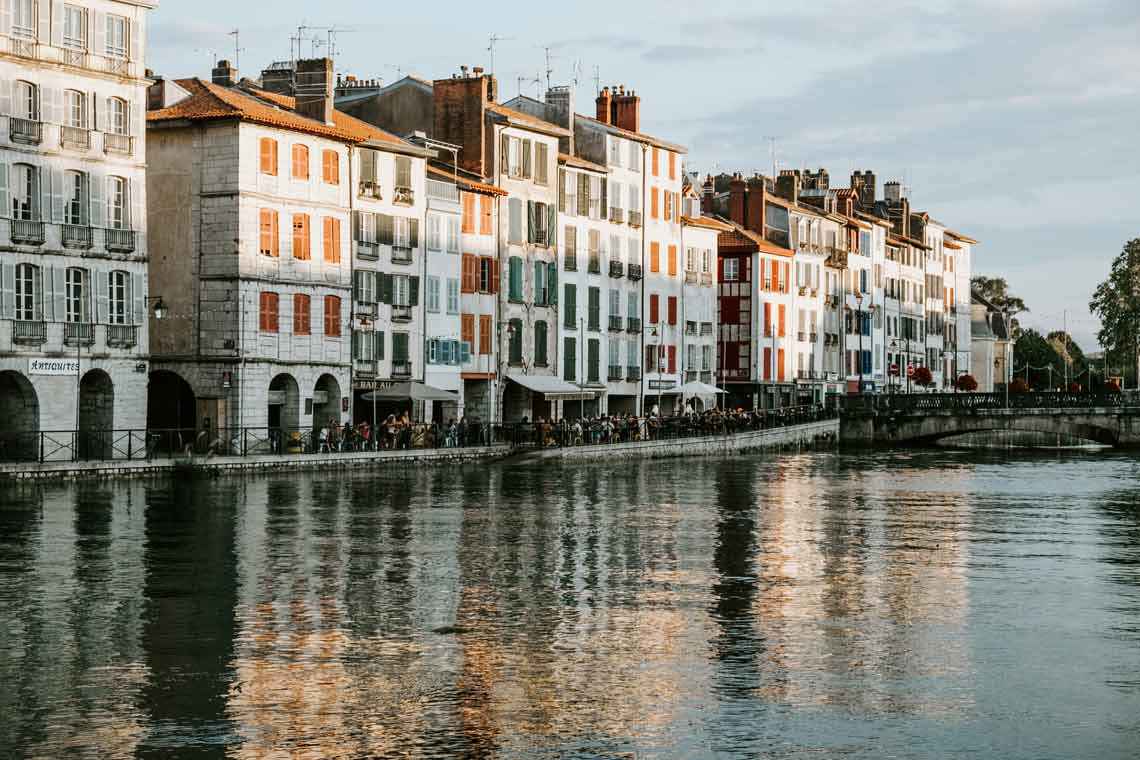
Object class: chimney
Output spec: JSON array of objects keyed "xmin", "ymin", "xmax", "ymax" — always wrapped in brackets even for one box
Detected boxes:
[
  {"xmin": 884, "ymin": 180, "xmax": 902, "ymax": 205},
  {"xmin": 775, "ymin": 169, "xmax": 800, "ymax": 204},
  {"xmin": 434, "ymin": 66, "xmax": 492, "ymax": 175},
  {"xmin": 295, "ymin": 58, "xmax": 335, "ymax": 125},
  {"xmin": 595, "ymin": 86, "xmax": 613, "ymax": 124},
  {"xmin": 746, "ymin": 174, "xmax": 766, "ymax": 234},
  {"xmin": 728, "ymin": 173, "xmax": 746, "ymax": 226},
  {"xmin": 701, "ymin": 174, "xmax": 715, "ymax": 215},
  {"xmin": 850, "ymin": 169, "xmax": 876, "ymax": 209},
  {"xmin": 211, "ymin": 59, "xmax": 237, "ymax": 87},
  {"xmin": 259, "ymin": 63, "xmax": 296, "ymax": 96},
  {"xmin": 612, "ymin": 86, "xmax": 640, "ymax": 133},
  {"xmin": 545, "ymin": 85, "xmax": 575, "ymax": 152}
]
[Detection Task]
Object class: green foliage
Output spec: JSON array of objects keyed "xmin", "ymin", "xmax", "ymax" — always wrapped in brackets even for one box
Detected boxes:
[
  {"xmin": 1013, "ymin": 328, "xmax": 1090, "ymax": 390},
  {"xmin": 956, "ymin": 374, "xmax": 978, "ymax": 391},
  {"xmin": 912, "ymin": 366, "xmax": 934, "ymax": 387},
  {"xmin": 1090, "ymin": 238, "xmax": 1140, "ymax": 366},
  {"xmin": 972, "ymin": 275, "xmax": 1028, "ymax": 333}
]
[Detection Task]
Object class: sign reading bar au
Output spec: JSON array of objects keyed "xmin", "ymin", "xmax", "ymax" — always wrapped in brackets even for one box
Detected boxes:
[{"xmin": 29, "ymin": 358, "xmax": 80, "ymax": 376}]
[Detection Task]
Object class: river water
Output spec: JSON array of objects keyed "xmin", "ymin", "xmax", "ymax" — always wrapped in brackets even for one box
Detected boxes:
[{"xmin": 1, "ymin": 451, "xmax": 1139, "ymax": 759}]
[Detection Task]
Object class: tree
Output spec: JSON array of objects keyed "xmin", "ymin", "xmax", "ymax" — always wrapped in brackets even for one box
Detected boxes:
[
  {"xmin": 1047, "ymin": 330, "xmax": 1089, "ymax": 386},
  {"xmin": 1090, "ymin": 239, "xmax": 1140, "ymax": 389},
  {"xmin": 972, "ymin": 275, "xmax": 1029, "ymax": 333}
]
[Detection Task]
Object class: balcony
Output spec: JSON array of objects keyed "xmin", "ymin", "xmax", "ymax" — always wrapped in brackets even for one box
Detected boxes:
[
  {"xmin": 8, "ymin": 36, "xmax": 36, "ymax": 58},
  {"xmin": 685, "ymin": 370, "xmax": 698, "ymax": 383},
  {"xmin": 700, "ymin": 272, "xmax": 713, "ymax": 286},
  {"xmin": 103, "ymin": 133, "xmax": 132, "ymax": 155},
  {"xmin": 684, "ymin": 271, "xmax": 697, "ymax": 284},
  {"xmin": 61, "ymin": 126, "xmax": 91, "ymax": 150},
  {"xmin": 609, "ymin": 315, "xmax": 624, "ymax": 332},
  {"xmin": 608, "ymin": 365, "xmax": 624, "ymax": 381},
  {"xmin": 627, "ymin": 317, "xmax": 642, "ymax": 333},
  {"xmin": 102, "ymin": 56, "xmax": 130, "ymax": 76},
  {"xmin": 9, "ymin": 117, "xmax": 42, "ymax": 145},
  {"xmin": 354, "ymin": 301, "xmax": 378, "ymax": 319},
  {"xmin": 392, "ymin": 360, "xmax": 412, "ymax": 378},
  {"xmin": 11, "ymin": 220, "xmax": 44, "ymax": 245},
  {"xmin": 358, "ymin": 180, "xmax": 382, "ymax": 200},
  {"xmin": 797, "ymin": 331, "xmax": 807, "ymax": 342},
  {"xmin": 106, "ymin": 324, "xmax": 137, "ymax": 348},
  {"xmin": 356, "ymin": 240, "xmax": 379, "ymax": 260},
  {"xmin": 609, "ymin": 207, "xmax": 624, "ymax": 223},
  {"xmin": 609, "ymin": 260, "xmax": 624, "ymax": 278},
  {"xmin": 12, "ymin": 320, "xmax": 46, "ymax": 345},
  {"xmin": 352, "ymin": 359, "xmax": 377, "ymax": 378},
  {"xmin": 391, "ymin": 305, "xmax": 413, "ymax": 322},
  {"xmin": 393, "ymin": 186, "xmax": 414, "ymax": 206},
  {"xmin": 62, "ymin": 224, "xmax": 92, "ymax": 249},
  {"xmin": 701, "ymin": 322, "xmax": 714, "ymax": 336},
  {"xmin": 426, "ymin": 178, "xmax": 458, "ymax": 202},
  {"xmin": 626, "ymin": 366, "xmax": 641, "ymax": 381},
  {"xmin": 105, "ymin": 228, "xmax": 135, "ymax": 252},
  {"xmin": 628, "ymin": 210, "xmax": 642, "ymax": 228},
  {"xmin": 628, "ymin": 264, "xmax": 643, "ymax": 281},
  {"xmin": 685, "ymin": 322, "xmax": 698, "ymax": 337},
  {"xmin": 588, "ymin": 255, "xmax": 601, "ymax": 274},
  {"xmin": 64, "ymin": 322, "xmax": 95, "ymax": 347},
  {"xmin": 392, "ymin": 245, "xmax": 413, "ymax": 264},
  {"xmin": 700, "ymin": 371, "xmax": 713, "ymax": 384},
  {"xmin": 564, "ymin": 254, "xmax": 578, "ymax": 272},
  {"xmin": 62, "ymin": 48, "xmax": 88, "ymax": 68}
]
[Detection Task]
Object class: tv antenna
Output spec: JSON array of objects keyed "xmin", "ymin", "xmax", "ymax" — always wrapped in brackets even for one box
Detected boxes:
[
  {"xmin": 228, "ymin": 29, "xmax": 244, "ymax": 69},
  {"xmin": 326, "ymin": 27, "xmax": 353, "ymax": 59},
  {"xmin": 763, "ymin": 135, "xmax": 781, "ymax": 178},
  {"xmin": 488, "ymin": 33, "xmax": 513, "ymax": 76},
  {"xmin": 572, "ymin": 59, "xmax": 582, "ymax": 87},
  {"xmin": 541, "ymin": 44, "xmax": 554, "ymax": 91},
  {"xmin": 592, "ymin": 64, "xmax": 600, "ymax": 95}
]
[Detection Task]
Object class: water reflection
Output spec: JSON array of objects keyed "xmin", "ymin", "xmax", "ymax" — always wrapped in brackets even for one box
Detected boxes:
[{"xmin": 0, "ymin": 453, "xmax": 1138, "ymax": 758}]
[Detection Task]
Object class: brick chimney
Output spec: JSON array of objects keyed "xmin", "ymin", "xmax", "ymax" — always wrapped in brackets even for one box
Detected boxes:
[
  {"xmin": 295, "ymin": 58, "xmax": 335, "ymax": 125},
  {"xmin": 775, "ymin": 169, "xmax": 800, "ymax": 204},
  {"xmin": 259, "ymin": 63, "xmax": 295, "ymax": 96},
  {"xmin": 701, "ymin": 174, "xmax": 715, "ymax": 215},
  {"xmin": 434, "ymin": 66, "xmax": 493, "ymax": 175},
  {"xmin": 728, "ymin": 173, "xmax": 746, "ymax": 226},
  {"xmin": 746, "ymin": 174, "xmax": 766, "ymax": 234},
  {"xmin": 211, "ymin": 59, "xmax": 237, "ymax": 87},
  {"xmin": 612, "ymin": 85, "xmax": 640, "ymax": 133},
  {"xmin": 595, "ymin": 86, "xmax": 612, "ymax": 124},
  {"xmin": 884, "ymin": 180, "xmax": 902, "ymax": 205},
  {"xmin": 850, "ymin": 169, "xmax": 876, "ymax": 209}
]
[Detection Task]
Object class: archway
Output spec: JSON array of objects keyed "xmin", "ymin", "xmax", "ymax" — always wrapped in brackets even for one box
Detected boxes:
[
  {"xmin": 0, "ymin": 371, "xmax": 39, "ymax": 461},
  {"xmin": 78, "ymin": 369, "xmax": 114, "ymax": 460},
  {"xmin": 268, "ymin": 373, "xmax": 301, "ymax": 433},
  {"xmin": 147, "ymin": 370, "xmax": 197, "ymax": 431},
  {"xmin": 312, "ymin": 373, "xmax": 342, "ymax": 430}
]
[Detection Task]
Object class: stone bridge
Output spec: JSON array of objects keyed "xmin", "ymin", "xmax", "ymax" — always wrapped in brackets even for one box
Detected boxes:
[{"xmin": 839, "ymin": 392, "xmax": 1140, "ymax": 447}]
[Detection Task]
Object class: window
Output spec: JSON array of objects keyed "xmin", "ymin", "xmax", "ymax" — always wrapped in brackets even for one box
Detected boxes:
[
  {"xmin": 461, "ymin": 254, "xmax": 478, "ymax": 294},
  {"xmin": 322, "ymin": 217, "xmax": 341, "ymax": 263},
  {"xmin": 107, "ymin": 176, "xmax": 128, "ymax": 229},
  {"xmin": 354, "ymin": 271, "xmax": 376, "ymax": 304},
  {"xmin": 14, "ymin": 264, "xmax": 41, "ymax": 321},
  {"xmin": 534, "ymin": 320, "xmax": 548, "ymax": 365},
  {"xmin": 323, "ymin": 295, "xmax": 341, "ymax": 336},
  {"xmin": 650, "ymin": 187, "xmax": 659, "ymax": 219},
  {"xmin": 258, "ymin": 291, "xmax": 279, "ymax": 332},
  {"xmin": 292, "ymin": 214, "xmax": 310, "ymax": 260},
  {"xmin": 668, "ymin": 151, "xmax": 676, "ymax": 180},
  {"xmin": 426, "ymin": 275, "xmax": 440, "ymax": 312},
  {"xmin": 292, "ymin": 144, "xmax": 309, "ymax": 180},
  {"xmin": 563, "ymin": 283, "xmax": 577, "ymax": 329},
  {"xmin": 609, "ymin": 138, "xmax": 621, "ymax": 166},
  {"xmin": 259, "ymin": 209, "xmax": 279, "ymax": 257},
  {"xmin": 535, "ymin": 143, "xmax": 549, "ymax": 185},
  {"xmin": 16, "ymin": 81, "xmax": 38, "ymax": 120},
  {"xmin": 108, "ymin": 270, "xmax": 130, "ymax": 325},
  {"xmin": 563, "ymin": 337, "xmax": 576, "ymax": 382},
  {"xmin": 105, "ymin": 14, "xmax": 129, "ymax": 57},
  {"xmin": 446, "ymin": 278, "xmax": 459, "ymax": 314},
  {"xmin": 65, "ymin": 171, "xmax": 87, "ymax": 225},
  {"xmin": 395, "ymin": 156, "xmax": 411, "ymax": 189},
  {"xmin": 322, "ymin": 150, "xmax": 340, "ymax": 184},
  {"xmin": 508, "ymin": 319, "xmax": 523, "ymax": 364},
  {"xmin": 650, "ymin": 241, "xmax": 660, "ymax": 273},
  {"xmin": 12, "ymin": 0, "xmax": 35, "ymax": 38},
  {"xmin": 63, "ymin": 4, "xmax": 88, "ymax": 50},
  {"xmin": 649, "ymin": 294, "xmax": 659, "ymax": 324},
  {"xmin": 446, "ymin": 216, "xmax": 460, "ymax": 253},
  {"xmin": 480, "ymin": 257, "xmax": 497, "ymax": 294},
  {"xmin": 106, "ymin": 97, "xmax": 128, "ymax": 135},
  {"xmin": 652, "ymin": 147, "xmax": 660, "ymax": 176},
  {"xmin": 12, "ymin": 164, "xmax": 37, "ymax": 220},
  {"xmin": 293, "ymin": 294, "xmax": 311, "ymax": 334},
  {"xmin": 259, "ymin": 138, "xmax": 278, "ymax": 175},
  {"xmin": 508, "ymin": 256, "xmax": 523, "ymax": 302},
  {"xmin": 534, "ymin": 260, "xmax": 549, "ymax": 306},
  {"xmin": 65, "ymin": 90, "xmax": 86, "ymax": 128},
  {"xmin": 667, "ymin": 296, "xmax": 677, "ymax": 325},
  {"xmin": 460, "ymin": 193, "xmax": 475, "ymax": 234},
  {"xmin": 629, "ymin": 141, "xmax": 640, "ymax": 171},
  {"xmin": 428, "ymin": 213, "xmax": 443, "ymax": 250},
  {"xmin": 667, "ymin": 245, "xmax": 677, "ymax": 277},
  {"xmin": 62, "ymin": 267, "xmax": 89, "ymax": 324}
]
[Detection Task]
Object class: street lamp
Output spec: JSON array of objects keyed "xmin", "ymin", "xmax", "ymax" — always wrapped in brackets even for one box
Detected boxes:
[
  {"xmin": 1001, "ymin": 307, "xmax": 1012, "ymax": 408},
  {"xmin": 855, "ymin": 293, "xmax": 864, "ymax": 394},
  {"xmin": 148, "ymin": 296, "xmax": 168, "ymax": 321}
]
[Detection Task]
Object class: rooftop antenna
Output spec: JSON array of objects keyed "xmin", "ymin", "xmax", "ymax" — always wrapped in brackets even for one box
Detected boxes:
[
  {"xmin": 326, "ymin": 27, "xmax": 353, "ymax": 59},
  {"xmin": 541, "ymin": 44, "xmax": 554, "ymax": 91},
  {"xmin": 488, "ymin": 33, "xmax": 513, "ymax": 76},
  {"xmin": 194, "ymin": 47, "xmax": 218, "ymax": 66},
  {"xmin": 572, "ymin": 58, "xmax": 582, "ymax": 87},
  {"xmin": 592, "ymin": 64, "xmax": 600, "ymax": 95},
  {"xmin": 763, "ymin": 135, "xmax": 781, "ymax": 178},
  {"xmin": 228, "ymin": 29, "xmax": 243, "ymax": 69}
]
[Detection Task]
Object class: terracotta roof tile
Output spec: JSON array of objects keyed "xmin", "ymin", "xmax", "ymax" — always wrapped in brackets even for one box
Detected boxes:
[
  {"xmin": 486, "ymin": 103, "xmax": 571, "ymax": 137},
  {"xmin": 681, "ymin": 215, "xmax": 733, "ymax": 232},
  {"xmin": 426, "ymin": 165, "xmax": 507, "ymax": 196},
  {"xmin": 558, "ymin": 152, "xmax": 608, "ymax": 173}
]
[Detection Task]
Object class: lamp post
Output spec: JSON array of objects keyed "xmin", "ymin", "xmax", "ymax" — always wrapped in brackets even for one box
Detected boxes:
[
  {"xmin": 1001, "ymin": 307, "xmax": 1012, "ymax": 408},
  {"xmin": 856, "ymin": 293, "xmax": 864, "ymax": 394}
]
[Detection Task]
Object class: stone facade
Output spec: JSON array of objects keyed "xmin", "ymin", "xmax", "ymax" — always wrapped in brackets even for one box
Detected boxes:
[{"xmin": 0, "ymin": 0, "xmax": 155, "ymax": 460}]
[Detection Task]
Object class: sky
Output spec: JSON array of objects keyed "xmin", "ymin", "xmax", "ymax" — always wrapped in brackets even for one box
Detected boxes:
[{"xmin": 145, "ymin": 0, "xmax": 1140, "ymax": 349}]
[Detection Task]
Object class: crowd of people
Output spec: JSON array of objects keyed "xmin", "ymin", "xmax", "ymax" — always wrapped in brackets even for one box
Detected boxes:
[{"xmin": 306, "ymin": 413, "xmax": 492, "ymax": 453}]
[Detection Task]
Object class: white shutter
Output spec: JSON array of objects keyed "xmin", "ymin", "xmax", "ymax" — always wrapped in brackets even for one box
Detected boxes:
[
  {"xmin": 91, "ymin": 10, "xmax": 104, "ymax": 57},
  {"xmin": 96, "ymin": 95, "xmax": 107, "ymax": 136},
  {"xmin": 0, "ymin": 163, "xmax": 8, "ymax": 219},
  {"xmin": 0, "ymin": 0, "xmax": 11, "ymax": 36},
  {"xmin": 51, "ymin": 167, "xmax": 64, "ymax": 223},
  {"xmin": 0, "ymin": 78, "xmax": 11, "ymax": 118},
  {"xmin": 0, "ymin": 263, "xmax": 13, "ymax": 319},
  {"xmin": 129, "ymin": 272, "xmax": 142, "ymax": 325},
  {"xmin": 49, "ymin": 0, "xmax": 62, "ymax": 47},
  {"xmin": 128, "ymin": 99, "xmax": 137, "ymax": 136},
  {"xmin": 38, "ymin": 0, "xmax": 51, "ymax": 44},
  {"xmin": 48, "ymin": 85, "xmax": 61, "ymax": 125},
  {"xmin": 96, "ymin": 270, "xmax": 108, "ymax": 323},
  {"xmin": 89, "ymin": 170, "xmax": 105, "ymax": 228},
  {"xmin": 51, "ymin": 266, "xmax": 64, "ymax": 321},
  {"xmin": 130, "ymin": 179, "xmax": 141, "ymax": 232},
  {"xmin": 128, "ymin": 19, "xmax": 139, "ymax": 63},
  {"xmin": 39, "ymin": 164, "xmax": 51, "ymax": 222}
]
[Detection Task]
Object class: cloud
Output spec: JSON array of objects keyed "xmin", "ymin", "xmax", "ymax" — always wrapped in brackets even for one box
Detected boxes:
[{"xmin": 640, "ymin": 43, "xmax": 758, "ymax": 63}]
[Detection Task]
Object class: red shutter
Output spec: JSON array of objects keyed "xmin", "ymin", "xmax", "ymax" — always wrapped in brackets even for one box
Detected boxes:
[
  {"xmin": 763, "ymin": 347, "xmax": 771, "ymax": 380},
  {"xmin": 649, "ymin": 294, "xmax": 659, "ymax": 324},
  {"xmin": 667, "ymin": 296, "xmax": 677, "ymax": 325},
  {"xmin": 667, "ymin": 345, "xmax": 676, "ymax": 374}
]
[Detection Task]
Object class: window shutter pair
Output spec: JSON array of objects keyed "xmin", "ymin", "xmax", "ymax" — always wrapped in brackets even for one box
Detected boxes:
[
  {"xmin": 377, "ymin": 214, "xmax": 394, "ymax": 246},
  {"xmin": 526, "ymin": 201, "xmax": 537, "ymax": 244},
  {"xmin": 533, "ymin": 260, "xmax": 545, "ymax": 305},
  {"xmin": 545, "ymin": 204, "xmax": 556, "ymax": 249},
  {"xmin": 508, "ymin": 198, "xmax": 522, "ymax": 244},
  {"xmin": 408, "ymin": 276, "xmax": 419, "ymax": 306},
  {"xmin": 577, "ymin": 173, "xmax": 589, "ymax": 216},
  {"xmin": 563, "ymin": 284, "xmax": 576, "ymax": 328},
  {"xmin": 535, "ymin": 143, "xmax": 548, "ymax": 185},
  {"xmin": 599, "ymin": 178, "xmax": 607, "ymax": 217},
  {"xmin": 546, "ymin": 261, "xmax": 557, "ymax": 305},
  {"xmin": 564, "ymin": 337, "xmax": 576, "ymax": 382},
  {"xmin": 668, "ymin": 345, "xmax": 677, "ymax": 374},
  {"xmin": 509, "ymin": 256, "xmax": 522, "ymax": 300},
  {"xmin": 667, "ymin": 296, "xmax": 677, "ymax": 325},
  {"xmin": 520, "ymin": 139, "xmax": 532, "ymax": 178}
]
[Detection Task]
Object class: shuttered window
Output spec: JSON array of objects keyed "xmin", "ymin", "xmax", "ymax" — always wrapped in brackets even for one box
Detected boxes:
[
  {"xmin": 668, "ymin": 151, "xmax": 675, "ymax": 180},
  {"xmin": 461, "ymin": 253, "xmax": 478, "ymax": 293},
  {"xmin": 322, "ymin": 217, "xmax": 341, "ymax": 263},
  {"xmin": 650, "ymin": 187, "xmax": 659, "ymax": 219},
  {"xmin": 667, "ymin": 295, "xmax": 677, "ymax": 325},
  {"xmin": 291, "ymin": 144, "xmax": 309, "ymax": 179},
  {"xmin": 259, "ymin": 138, "xmax": 277, "ymax": 175},
  {"xmin": 479, "ymin": 315, "xmax": 492, "ymax": 355},
  {"xmin": 535, "ymin": 143, "xmax": 549, "ymax": 185},
  {"xmin": 259, "ymin": 291, "xmax": 279, "ymax": 332},
  {"xmin": 321, "ymin": 149, "xmax": 339, "ymax": 184},
  {"xmin": 534, "ymin": 320, "xmax": 548, "ymax": 365},
  {"xmin": 292, "ymin": 214, "xmax": 310, "ymax": 260},
  {"xmin": 461, "ymin": 192, "xmax": 476, "ymax": 233},
  {"xmin": 649, "ymin": 294, "xmax": 659, "ymax": 324},
  {"xmin": 259, "ymin": 209, "xmax": 279, "ymax": 257},
  {"xmin": 461, "ymin": 313, "xmax": 476, "ymax": 355},
  {"xmin": 480, "ymin": 195, "xmax": 493, "ymax": 235},
  {"xmin": 667, "ymin": 244, "xmax": 677, "ymax": 276},
  {"xmin": 293, "ymin": 294, "xmax": 310, "ymax": 335},
  {"xmin": 650, "ymin": 241, "xmax": 660, "ymax": 273},
  {"xmin": 324, "ymin": 295, "xmax": 341, "ymax": 336}
]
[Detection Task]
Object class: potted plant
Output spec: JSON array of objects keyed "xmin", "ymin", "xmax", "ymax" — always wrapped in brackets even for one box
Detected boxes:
[{"xmin": 956, "ymin": 374, "xmax": 978, "ymax": 392}]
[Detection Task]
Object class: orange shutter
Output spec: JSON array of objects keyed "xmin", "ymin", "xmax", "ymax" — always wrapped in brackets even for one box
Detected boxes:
[
  {"xmin": 771, "ymin": 260, "xmax": 778, "ymax": 290},
  {"xmin": 667, "ymin": 245, "xmax": 677, "ymax": 276},
  {"xmin": 778, "ymin": 304, "xmax": 786, "ymax": 337},
  {"xmin": 324, "ymin": 296, "xmax": 341, "ymax": 336},
  {"xmin": 667, "ymin": 296, "xmax": 677, "ymax": 325},
  {"xmin": 292, "ymin": 144, "xmax": 308, "ymax": 179},
  {"xmin": 650, "ymin": 188, "xmax": 659, "ymax": 219},
  {"xmin": 322, "ymin": 217, "xmax": 340, "ymax": 263},
  {"xmin": 260, "ymin": 138, "xmax": 277, "ymax": 175},
  {"xmin": 668, "ymin": 151, "xmax": 676, "ymax": 180},
  {"xmin": 763, "ymin": 302, "xmax": 771, "ymax": 335},
  {"xmin": 763, "ymin": 347, "xmax": 771, "ymax": 380},
  {"xmin": 259, "ymin": 292, "xmax": 278, "ymax": 332},
  {"xmin": 480, "ymin": 195, "xmax": 493, "ymax": 235},
  {"xmin": 650, "ymin": 241, "xmax": 660, "ymax": 272},
  {"xmin": 322, "ymin": 150, "xmax": 340, "ymax": 184},
  {"xmin": 292, "ymin": 214, "xmax": 309, "ymax": 260},
  {"xmin": 259, "ymin": 210, "xmax": 279, "ymax": 257},
  {"xmin": 462, "ymin": 193, "xmax": 475, "ymax": 233},
  {"xmin": 777, "ymin": 348, "xmax": 785, "ymax": 381},
  {"xmin": 783, "ymin": 262, "xmax": 790, "ymax": 293},
  {"xmin": 294, "ymin": 294, "xmax": 310, "ymax": 335},
  {"xmin": 461, "ymin": 254, "xmax": 475, "ymax": 293},
  {"xmin": 490, "ymin": 258, "xmax": 499, "ymax": 294},
  {"xmin": 479, "ymin": 315, "xmax": 492, "ymax": 354},
  {"xmin": 461, "ymin": 313, "xmax": 475, "ymax": 348},
  {"xmin": 652, "ymin": 148, "xmax": 659, "ymax": 176}
]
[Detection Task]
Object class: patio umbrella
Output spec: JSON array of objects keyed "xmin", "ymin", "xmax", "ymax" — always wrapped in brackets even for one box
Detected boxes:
[{"xmin": 361, "ymin": 382, "xmax": 459, "ymax": 402}]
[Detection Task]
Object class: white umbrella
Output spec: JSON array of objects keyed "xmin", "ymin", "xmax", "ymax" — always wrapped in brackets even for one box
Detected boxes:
[{"xmin": 677, "ymin": 381, "xmax": 726, "ymax": 396}]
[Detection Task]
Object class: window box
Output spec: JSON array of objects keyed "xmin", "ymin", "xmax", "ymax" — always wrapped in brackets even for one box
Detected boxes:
[
  {"xmin": 358, "ymin": 180, "xmax": 382, "ymax": 200},
  {"xmin": 588, "ymin": 255, "xmax": 601, "ymax": 274},
  {"xmin": 62, "ymin": 224, "xmax": 92, "ymax": 249},
  {"xmin": 626, "ymin": 317, "xmax": 642, "ymax": 333},
  {"xmin": 609, "ymin": 260, "xmax": 624, "ymax": 278},
  {"xmin": 392, "ymin": 245, "xmax": 413, "ymax": 264},
  {"xmin": 13, "ymin": 320, "xmax": 46, "ymax": 345},
  {"xmin": 391, "ymin": 305, "xmax": 412, "ymax": 322},
  {"xmin": 356, "ymin": 241, "xmax": 379, "ymax": 260},
  {"xmin": 106, "ymin": 324, "xmax": 137, "ymax": 348},
  {"xmin": 64, "ymin": 322, "xmax": 95, "ymax": 346},
  {"xmin": 609, "ymin": 208, "xmax": 625, "ymax": 223},
  {"xmin": 393, "ymin": 186, "xmax": 414, "ymax": 206},
  {"xmin": 564, "ymin": 255, "xmax": 577, "ymax": 272},
  {"xmin": 608, "ymin": 365, "xmax": 623, "ymax": 381},
  {"xmin": 684, "ymin": 271, "xmax": 697, "ymax": 284},
  {"xmin": 627, "ymin": 264, "xmax": 643, "ymax": 281},
  {"xmin": 10, "ymin": 117, "xmax": 42, "ymax": 145},
  {"xmin": 608, "ymin": 316, "xmax": 624, "ymax": 332},
  {"xmin": 392, "ymin": 360, "xmax": 412, "ymax": 378},
  {"xmin": 105, "ymin": 228, "xmax": 135, "ymax": 252},
  {"xmin": 628, "ymin": 210, "xmax": 642, "ymax": 228},
  {"xmin": 626, "ymin": 366, "xmax": 641, "ymax": 381},
  {"xmin": 11, "ymin": 220, "xmax": 44, "ymax": 245},
  {"xmin": 103, "ymin": 133, "xmax": 132, "ymax": 155}
]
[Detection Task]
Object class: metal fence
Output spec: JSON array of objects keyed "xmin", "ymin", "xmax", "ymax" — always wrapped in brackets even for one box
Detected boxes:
[{"xmin": 841, "ymin": 390, "xmax": 1140, "ymax": 414}]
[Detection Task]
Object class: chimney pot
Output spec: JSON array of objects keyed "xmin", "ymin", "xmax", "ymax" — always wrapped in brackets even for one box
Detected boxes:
[{"xmin": 295, "ymin": 57, "xmax": 335, "ymax": 125}]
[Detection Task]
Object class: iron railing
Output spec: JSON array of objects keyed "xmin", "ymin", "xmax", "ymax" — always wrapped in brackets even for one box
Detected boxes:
[
  {"xmin": 11, "ymin": 220, "xmax": 45, "ymax": 245},
  {"xmin": 12, "ymin": 320, "xmax": 46, "ymax": 344},
  {"xmin": 842, "ymin": 391, "xmax": 1136, "ymax": 414},
  {"xmin": 61, "ymin": 125, "xmax": 90, "ymax": 150},
  {"xmin": 609, "ymin": 260, "xmax": 624, "ymax": 278},
  {"xmin": 10, "ymin": 116, "xmax": 42, "ymax": 144},
  {"xmin": 609, "ymin": 315, "xmax": 624, "ymax": 332},
  {"xmin": 103, "ymin": 133, "xmax": 132, "ymax": 154},
  {"xmin": 62, "ymin": 224, "xmax": 92, "ymax": 249},
  {"xmin": 628, "ymin": 264, "xmax": 643, "ymax": 281},
  {"xmin": 63, "ymin": 322, "xmax": 95, "ymax": 346},
  {"xmin": 105, "ymin": 228, "xmax": 135, "ymax": 252},
  {"xmin": 106, "ymin": 324, "xmax": 138, "ymax": 348}
]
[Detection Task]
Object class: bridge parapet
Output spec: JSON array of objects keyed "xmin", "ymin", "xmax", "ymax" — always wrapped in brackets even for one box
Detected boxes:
[{"xmin": 841, "ymin": 391, "xmax": 1139, "ymax": 415}]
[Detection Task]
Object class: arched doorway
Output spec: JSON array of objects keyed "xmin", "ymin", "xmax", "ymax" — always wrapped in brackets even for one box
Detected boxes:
[
  {"xmin": 312, "ymin": 373, "xmax": 342, "ymax": 430},
  {"xmin": 268, "ymin": 373, "xmax": 300, "ymax": 433},
  {"xmin": 147, "ymin": 370, "xmax": 197, "ymax": 430},
  {"xmin": 78, "ymin": 369, "xmax": 114, "ymax": 460},
  {"xmin": 0, "ymin": 371, "xmax": 39, "ymax": 461}
]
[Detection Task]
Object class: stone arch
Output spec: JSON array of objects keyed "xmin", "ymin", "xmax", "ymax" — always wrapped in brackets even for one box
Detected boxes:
[
  {"xmin": 904, "ymin": 415, "xmax": 1119, "ymax": 447},
  {"xmin": 78, "ymin": 369, "xmax": 114, "ymax": 460},
  {"xmin": 312, "ymin": 373, "xmax": 342, "ymax": 430},
  {"xmin": 268, "ymin": 373, "xmax": 301, "ymax": 433},
  {"xmin": 147, "ymin": 370, "xmax": 197, "ymax": 431},
  {"xmin": 0, "ymin": 370, "xmax": 39, "ymax": 462}
]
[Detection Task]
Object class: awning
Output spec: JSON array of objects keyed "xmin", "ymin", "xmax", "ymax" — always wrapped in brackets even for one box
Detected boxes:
[
  {"xmin": 361, "ymin": 382, "xmax": 459, "ymax": 402},
  {"xmin": 677, "ymin": 381, "xmax": 726, "ymax": 396},
  {"xmin": 506, "ymin": 373, "xmax": 594, "ymax": 401}
]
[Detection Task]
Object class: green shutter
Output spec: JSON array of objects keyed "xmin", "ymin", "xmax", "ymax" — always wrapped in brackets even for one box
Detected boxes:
[
  {"xmin": 563, "ymin": 337, "xmax": 575, "ymax": 382},
  {"xmin": 533, "ymin": 260, "xmax": 544, "ymax": 305},
  {"xmin": 378, "ymin": 214, "xmax": 394, "ymax": 245},
  {"xmin": 409, "ymin": 218, "xmax": 419, "ymax": 248},
  {"xmin": 374, "ymin": 330, "xmax": 384, "ymax": 359},
  {"xmin": 380, "ymin": 273, "xmax": 393, "ymax": 304},
  {"xmin": 547, "ymin": 262, "xmax": 557, "ymax": 305},
  {"xmin": 409, "ymin": 276, "xmax": 419, "ymax": 306}
]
